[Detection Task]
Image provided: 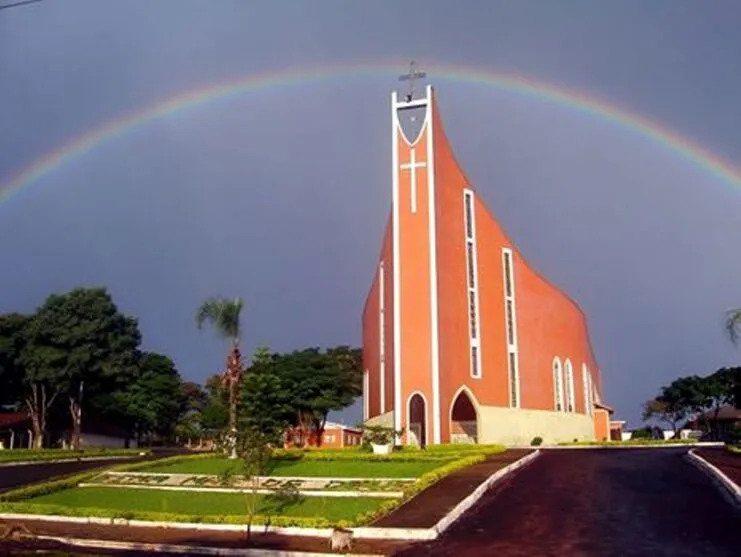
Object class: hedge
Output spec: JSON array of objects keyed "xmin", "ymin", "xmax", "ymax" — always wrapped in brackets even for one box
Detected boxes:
[
  {"xmin": 0, "ymin": 448, "xmax": 149, "ymax": 464},
  {"xmin": 556, "ymin": 439, "xmax": 699, "ymax": 447}
]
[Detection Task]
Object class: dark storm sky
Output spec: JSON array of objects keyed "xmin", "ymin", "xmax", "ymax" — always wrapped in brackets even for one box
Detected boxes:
[{"xmin": 1, "ymin": 0, "xmax": 740, "ymax": 427}]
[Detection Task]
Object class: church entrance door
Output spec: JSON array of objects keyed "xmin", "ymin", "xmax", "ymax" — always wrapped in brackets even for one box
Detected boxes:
[
  {"xmin": 451, "ymin": 390, "xmax": 478, "ymax": 444},
  {"xmin": 408, "ymin": 394, "xmax": 427, "ymax": 447}
]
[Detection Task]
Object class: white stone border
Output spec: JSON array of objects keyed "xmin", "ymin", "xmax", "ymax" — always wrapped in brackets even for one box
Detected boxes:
[
  {"xmin": 432, "ymin": 449, "xmax": 539, "ymax": 535},
  {"xmin": 106, "ymin": 471, "xmax": 418, "ymax": 482},
  {"xmin": 0, "ymin": 454, "xmax": 143, "ymax": 468},
  {"xmin": 543, "ymin": 442, "xmax": 725, "ymax": 450},
  {"xmin": 0, "ymin": 450, "xmax": 540, "ymax": 541},
  {"xmin": 686, "ymin": 448, "xmax": 741, "ymax": 510},
  {"xmin": 31, "ymin": 534, "xmax": 383, "ymax": 557},
  {"xmin": 78, "ymin": 482, "xmax": 403, "ymax": 498}
]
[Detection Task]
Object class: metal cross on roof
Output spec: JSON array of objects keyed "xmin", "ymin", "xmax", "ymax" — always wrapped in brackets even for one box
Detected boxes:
[{"xmin": 398, "ymin": 60, "xmax": 427, "ymax": 102}]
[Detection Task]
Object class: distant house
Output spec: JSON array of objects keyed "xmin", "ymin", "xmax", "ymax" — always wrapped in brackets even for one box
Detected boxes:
[
  {"xmin": 687, "ymin": 405, "xmax": 741, "ymax": 442},
  {"xmin": 0, "ymin": 412, "xmax": 33, "ymax": 449},
  {"xmin": 284, "ymin": 421, "xmax": 363, "ymax": 449}
]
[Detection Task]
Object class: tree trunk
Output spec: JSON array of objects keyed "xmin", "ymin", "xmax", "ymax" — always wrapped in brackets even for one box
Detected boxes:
[
  {"xmin": 69, "ymin": 396, "xmax": 82, "ymax": 451},
  {"xmin": 25, "ymin": 384, "xmax": 58, "ymax": 450},
  {"xmin": 229, "ymin": 377, "xmax": 238, "ymax": 459}
]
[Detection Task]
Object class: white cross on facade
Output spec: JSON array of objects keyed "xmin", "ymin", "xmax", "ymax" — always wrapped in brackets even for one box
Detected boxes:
[{"xmin": 400, "ymin": 148, "xmax": 427, "ymax": 214}]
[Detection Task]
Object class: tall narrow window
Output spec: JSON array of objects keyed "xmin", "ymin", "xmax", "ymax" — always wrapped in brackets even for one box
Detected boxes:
[
  {"xmin": 553, "ymin": 358, "xmax": 564, "ymax": 411},
  {"xmin": 379, "ymin": 262, "xmax": 386, "ymax": 413},
  {"xmin": 502, "ymin": 248, "xmax": 519, "ymax": 407},
  {"xmin": 463, "ymin": 189, "xmax": 481, "ymax": 378},
  {"xmin": 565, "ymin": 359, "xmax": 575, "ymax": 412},
  {"xmin": 582, "ymin": 364, "xmax": 592, "ymax": 416}
]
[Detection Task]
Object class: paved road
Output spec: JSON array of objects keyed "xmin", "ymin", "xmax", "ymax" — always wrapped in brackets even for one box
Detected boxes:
[
  {"xmin": 395, "ymin": 448, "xmax": 739, "ymax": 557},
  {"xmin": 0, "ymin": 450, "xmax": 186, "ymax": 494}
]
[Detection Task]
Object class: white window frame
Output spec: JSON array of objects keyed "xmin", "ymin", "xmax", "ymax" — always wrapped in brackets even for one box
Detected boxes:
[
  {"xmin": 553, "ymin": 357, "xmax": 565, "ymax": 412},
  {"xmin": 463, "ymin": 189, "xmax": 482, "ymax": 379},
  {"xmin": 564, "ymin": 359, "xmax": 575, "ymax": 412},
  {"xmin": 502, "ymin": 248, "xmax": 520, "ymax": 407},
  {"xmin": 379, "ymin": 261, "xmax": 386, "ymax": 413},
  {"xmin": 582, "ymin": 364, "xmax": 592, "ymax": 416}
]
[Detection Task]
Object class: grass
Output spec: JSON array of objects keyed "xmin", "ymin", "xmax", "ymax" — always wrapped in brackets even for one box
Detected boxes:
[
  {"xmin": 27, "ymin": 486, "xmax": 390, "ymax": 521},
  {"xmin": 144, "ymin": 457, "xmax": 445, "ymax": 477},
  {"xmin": 0, "ymin": 448, "xmax": 146, "ymax": 463}
]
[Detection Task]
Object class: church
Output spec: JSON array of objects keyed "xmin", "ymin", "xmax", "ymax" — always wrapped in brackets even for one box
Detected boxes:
[{"xmin": 361, "ymin": 74, "xmax": 614, "ymax": 446}]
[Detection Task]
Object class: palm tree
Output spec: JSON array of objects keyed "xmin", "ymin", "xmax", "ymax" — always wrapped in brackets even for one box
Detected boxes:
[
  {"xmin": 196, "ymin": 297, "xmax": 244, "ymax": 459},
  {"xmin": 727, "ymin": 308, "xmax": 741, "ymax": 345}
]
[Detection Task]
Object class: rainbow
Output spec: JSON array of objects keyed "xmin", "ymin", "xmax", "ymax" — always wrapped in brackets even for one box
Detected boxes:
[{"xmin": 2, "ymin": 61, "xmax": 741, "ymax": 203}]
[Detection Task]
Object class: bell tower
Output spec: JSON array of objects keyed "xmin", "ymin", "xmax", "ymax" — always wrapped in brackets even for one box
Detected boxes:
[{"xmin": 391, "ymin": 62, "xmax": 441, "ymax": 445}]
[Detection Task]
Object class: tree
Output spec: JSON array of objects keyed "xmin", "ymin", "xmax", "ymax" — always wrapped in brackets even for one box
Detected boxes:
[
  {"xmin": 641, "ymin": 398, "xmax": 686, "ymax": 435},
  {"xmin": 726, "ymin": 308, "xmax": 741, "ymax": 345},
  {"xmin": 196, "ymin": 297, "xmax": 244, "ymax": 459},
  {"xmin": 240, "ymin": 345, "xmax": 293, "ymax": 445},
  {"xmin": 201, "ymin": 374, "xmax": 229, "ymax": 433},
  {"xmin": 275, "ymin": 346, "xmax": 363, "ymax": 447},
  {"xmin": 23, "ymin": 288, "xmax": 141, "ymax": 450},
  {"xmin": 0, "ymin": 313, "xmax": 30, "ymax": 409}
]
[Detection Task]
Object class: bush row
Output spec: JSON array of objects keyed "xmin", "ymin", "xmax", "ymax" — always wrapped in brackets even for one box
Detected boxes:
[
  {"xmin": 0, "ymin": 448, "xmax": 148, "ymax": 463},
  {"xmin": 271, "ymin": 444, "xmax": 505, "ymax": 462},
  {"xmin": 556, "ymin": 438, "xmax": 699, "ymax": 446}
]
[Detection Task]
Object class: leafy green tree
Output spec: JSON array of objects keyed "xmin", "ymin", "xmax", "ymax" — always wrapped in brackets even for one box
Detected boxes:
[
  {"xmin": 274, "ymin": 346, "xmax": 363, "ymax": 447},
  {"xmin": 240, "ymin": 345, "xmax": 293, "ymax": 445},
  {"xmin": 175, "ymin": 381, "xmax": 208, "ymax": 443},
  {"xmin": 23, "ymin": 287, "xmax": 141, "ymax": 449},
  {"xmin": 201, "ymin": 374, "xmax": 229, "ymax": 433},
  {"xmin": 196, "ymin": 297, "xmax": 244, "ymax": 458},
  {"xmin": 641, "ymin": 397, "xmax": 686, "ymax": 436},
  {"xmin": 0, "ymin": 313, "xmax": 30, "ymax": 409}
]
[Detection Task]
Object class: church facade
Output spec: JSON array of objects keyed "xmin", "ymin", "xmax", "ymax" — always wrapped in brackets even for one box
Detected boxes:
[{"xmin": 361, "ymin": 83, "xmax": 613, "ymax": 446}]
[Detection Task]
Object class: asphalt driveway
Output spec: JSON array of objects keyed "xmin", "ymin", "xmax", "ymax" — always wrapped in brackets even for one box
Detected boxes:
[{"xmin": 395, "ymin": 448, "xmax": 739, "ymax": 557}]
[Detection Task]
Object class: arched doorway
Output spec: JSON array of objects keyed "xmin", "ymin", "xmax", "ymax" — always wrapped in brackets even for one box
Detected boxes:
[
  {"xmin": 450, "ymin": 389, "xmax": 478, "ymax": 444},
  {"xmin": 407, "ymin": 393, "xmax": 427, "ymax": 447}
]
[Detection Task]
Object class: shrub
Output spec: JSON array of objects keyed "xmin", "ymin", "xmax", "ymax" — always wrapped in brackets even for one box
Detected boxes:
[{"xmin": 530, "ymin": 436, "xmax": 543, "ymax": 446}]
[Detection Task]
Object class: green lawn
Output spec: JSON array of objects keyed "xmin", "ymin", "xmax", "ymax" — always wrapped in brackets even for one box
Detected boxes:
[
  {"xmin": 28, "ymin": 487, "xmax": 390, "ymax": 521},
  {"xmin": 144, "ymin": 457, "xmax": 445, "ymax": 478}
]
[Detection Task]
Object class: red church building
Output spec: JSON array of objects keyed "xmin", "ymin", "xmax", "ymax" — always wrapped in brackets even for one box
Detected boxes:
[{"xmin": 362, "ymin": 79, "xmax": 613, "ymax": 446}]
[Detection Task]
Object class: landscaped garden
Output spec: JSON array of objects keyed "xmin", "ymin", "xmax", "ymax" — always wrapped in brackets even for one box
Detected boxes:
[{"xmin": 0, "ymin": 445, "xmax": 508, "ymax": 528}]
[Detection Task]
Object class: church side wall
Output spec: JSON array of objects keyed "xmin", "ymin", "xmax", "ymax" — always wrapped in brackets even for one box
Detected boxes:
[
  {"xmin": 478, "ymin": 406, "xmax": 595, "ymax": 445},
  {"xmin": 361, "ymin": 269, "xmax": 380, "ymax": 420},
  {"xmin": 516, "ymin": 260, "xmax": 601, "ymax": 415},
  {"xmin": 381, "ymin": 220, "xmax": 396, "ymax": 416}
]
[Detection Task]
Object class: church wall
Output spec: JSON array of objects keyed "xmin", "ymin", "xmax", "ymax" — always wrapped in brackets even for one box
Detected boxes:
[
  {"xmin": 381, "ymin": 218, "xmax": 395, "ymax": 415},
  {"xmin": 478, "ymin": 406, "xmax": 596, "ymax": 445},
  {"xmin": 396, "ymin": 125, "xmax": 434, "ymax": 442},
  {"xmin": 516, "ymin": 260, "xmax": 601, "ymax": 416},
  {"xmin": 361, "ymin": 265, "xmax": 380, "ymax": 419},
  {"xmin": 432, "ymin": 104, "xmax": 485, "ymax": 443}
]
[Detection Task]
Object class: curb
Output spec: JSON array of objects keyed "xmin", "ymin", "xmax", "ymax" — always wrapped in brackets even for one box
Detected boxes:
[
  {"xmin": 544, "ymin": 442, "xmax": 724, "ymax": 450},
  {"xmin": 31, "ymin": 534, "xmax": 383, "ymax": 557},
  {"xmin": 0, "ymin": 450, "xmax": 539, "ymax": 542},
  {"xmin": 685, "ymin": 449, "xmax": 741, "ymax": 510}
]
